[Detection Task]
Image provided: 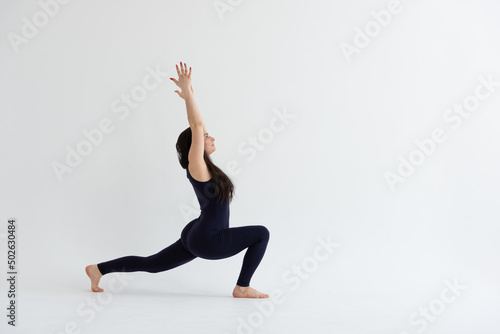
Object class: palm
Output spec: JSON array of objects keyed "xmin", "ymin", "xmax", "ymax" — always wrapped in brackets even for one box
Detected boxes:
[{"xmin": 171, "ymin": 62, "xmax": 193, "ymax": 99}]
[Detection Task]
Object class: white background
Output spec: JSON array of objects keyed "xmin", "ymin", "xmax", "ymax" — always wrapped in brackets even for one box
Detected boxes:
[{"xmin": 1, "ymin": 0, "xmax": 499, "ymax": 333}]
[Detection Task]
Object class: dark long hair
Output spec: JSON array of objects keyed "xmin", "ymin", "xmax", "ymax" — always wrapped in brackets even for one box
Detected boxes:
[{"xmin": 176, "ymin": 127, "xmax": 235, "ymax": 205}]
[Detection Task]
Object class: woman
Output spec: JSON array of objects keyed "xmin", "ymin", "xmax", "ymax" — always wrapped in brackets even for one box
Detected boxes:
[{"xmin": 86, "ymin": 62, "xmax": 270, "ymax": 298}]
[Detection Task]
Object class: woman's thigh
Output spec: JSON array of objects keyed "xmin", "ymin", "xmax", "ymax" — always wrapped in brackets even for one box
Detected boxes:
[{"xmin": 196, "ymin": 225, "xmax": 269, "ymax": 260}]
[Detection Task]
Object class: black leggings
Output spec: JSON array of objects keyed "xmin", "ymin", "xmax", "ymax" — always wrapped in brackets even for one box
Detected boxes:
[{"xmin": 97, "ymin": 223, "xmax": 269, "ymax": 287}]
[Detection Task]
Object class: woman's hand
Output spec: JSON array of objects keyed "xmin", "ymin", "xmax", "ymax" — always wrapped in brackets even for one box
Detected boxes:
[{"xmin": 170, "ymin": 62, "xmax": 194, "ymax": 100}]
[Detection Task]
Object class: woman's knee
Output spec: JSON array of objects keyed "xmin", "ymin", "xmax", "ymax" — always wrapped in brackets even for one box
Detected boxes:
[{"xmin": 257, "ymin": 225, "xmax": 270, "ymax": 241}]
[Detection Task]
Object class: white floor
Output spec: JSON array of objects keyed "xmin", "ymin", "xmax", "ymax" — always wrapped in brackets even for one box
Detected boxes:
[{"xmin": 2, "ymin": 279, "xmax": 498, "ymax": 334}]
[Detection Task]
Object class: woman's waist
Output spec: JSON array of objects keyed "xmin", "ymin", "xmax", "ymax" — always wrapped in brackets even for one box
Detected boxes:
[
  {"xmin": 199, "ymin": 208, "xmax": 228, "ymax": 219},
  {"xmin": 194, "ymin": 214, "xmax": 228, "ymax": 229}
]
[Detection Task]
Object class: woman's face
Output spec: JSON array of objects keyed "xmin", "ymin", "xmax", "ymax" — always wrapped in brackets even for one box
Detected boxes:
[{"xmin": 203, "ymin": 125, "xmax": 215, "ymax": 155}]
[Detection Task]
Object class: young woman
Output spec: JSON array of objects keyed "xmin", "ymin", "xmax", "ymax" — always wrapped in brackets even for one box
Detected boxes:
[{"xmin": 86, "ymin": 62, "xmax": 270, "ymax": 298}]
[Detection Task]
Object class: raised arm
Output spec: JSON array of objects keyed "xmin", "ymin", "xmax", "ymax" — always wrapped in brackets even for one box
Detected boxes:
[
  {"xmin": 170, "ymin": 62, "xmax": 204, "ymax": 127},
  {"xmin": 170, "ymin": 62, "xmax": 209, "ymax": 173}
]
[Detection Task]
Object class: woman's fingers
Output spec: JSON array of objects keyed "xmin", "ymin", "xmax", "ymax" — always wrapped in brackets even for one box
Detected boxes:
[
  {"xmin": 172, "ymin": 62, "xmax": 191, "ymax": 98},
  {"xmin": 175, "ymin": 62, "xmax": 191, "ymax": 77}
]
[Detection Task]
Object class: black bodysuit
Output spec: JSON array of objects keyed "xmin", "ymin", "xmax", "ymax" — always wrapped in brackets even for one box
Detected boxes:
[{"xmin": 97, "ymin": 166, "xmax": 270, "ymax": 287}]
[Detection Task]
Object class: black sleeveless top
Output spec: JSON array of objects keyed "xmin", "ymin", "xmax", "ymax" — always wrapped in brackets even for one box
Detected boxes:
[{"xmin": 186, "ymin": 167, "xmax": 230, "ymax": 229}]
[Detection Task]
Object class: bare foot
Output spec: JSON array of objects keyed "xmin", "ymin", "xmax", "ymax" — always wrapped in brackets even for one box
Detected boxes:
[
  {"xmin": 85, "ymin": 264, "xmax": 104, "ymax": 292},
  {"xmin": 233, "ymin": 285, "xmax": 269, "ymax": 298}
]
